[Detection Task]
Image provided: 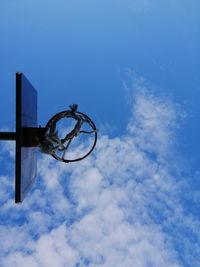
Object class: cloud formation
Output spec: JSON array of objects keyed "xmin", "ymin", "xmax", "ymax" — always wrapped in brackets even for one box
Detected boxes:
[{"xmin": 0, "ymin": 84, "xmax": 199, "ymax": 267}]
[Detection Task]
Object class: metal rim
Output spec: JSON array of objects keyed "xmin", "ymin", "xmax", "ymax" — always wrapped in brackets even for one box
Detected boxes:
[{"xmin": 44, "ymin": 110, "xmax": 97, "ymax": 163}]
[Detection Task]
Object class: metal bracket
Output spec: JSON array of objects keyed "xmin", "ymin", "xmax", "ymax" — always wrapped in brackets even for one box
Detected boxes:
[{"xmin": 22, "ymin": 127, "xmax": 46, "ymax": 147}]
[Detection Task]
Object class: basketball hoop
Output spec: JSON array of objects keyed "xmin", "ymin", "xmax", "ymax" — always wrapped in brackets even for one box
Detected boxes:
[
  {"xmin": 40, "ymin": 104, "xmax": 97, "ymax": 163},
  {"xmin": 0, "ymin": 72, "xmax": 98, "ymax": 203}
]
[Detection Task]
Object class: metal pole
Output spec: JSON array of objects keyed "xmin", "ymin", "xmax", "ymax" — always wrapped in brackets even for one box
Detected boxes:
[{"xmin": 0, "ymin": 132, "xmax": 16, "ymax": 140}]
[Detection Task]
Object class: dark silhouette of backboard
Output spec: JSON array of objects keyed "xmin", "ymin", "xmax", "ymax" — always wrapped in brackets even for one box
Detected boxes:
[{"xmin": 15, "ymin": 73, "xmax": 38, "ymax": 203}]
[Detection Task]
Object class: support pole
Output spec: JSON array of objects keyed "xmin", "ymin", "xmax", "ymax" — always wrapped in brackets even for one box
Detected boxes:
[
  {"xmin": 0, "ymin": 132, "xmax": 16, "ymax": 140},
  {"xmin": 0, "ymin": 128, "xmax": 45, "ymax": 146}
]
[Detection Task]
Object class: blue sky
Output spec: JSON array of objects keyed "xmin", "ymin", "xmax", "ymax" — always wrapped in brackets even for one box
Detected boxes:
[{"xmin": 0, "ymin": 0, "xmax": 200, "ymax": 266}]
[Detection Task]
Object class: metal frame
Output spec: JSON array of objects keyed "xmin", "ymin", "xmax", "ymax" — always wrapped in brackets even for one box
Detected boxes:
[
  {"xmin": 15, "ymin": 72, "xmax": 22, "ymax": 203},
  {"xmin": 0, "ymin": 73, "xmax": 40, "ymax": 203},
  {"xmin": 0, "ymin": 73, "xmax": 22, "ymax": 202}
]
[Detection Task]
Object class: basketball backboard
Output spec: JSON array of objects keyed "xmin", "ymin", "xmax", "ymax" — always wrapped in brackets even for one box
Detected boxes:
[
  {"xmin": 15, "ymin": 73, "xmax": 38, "ymax": 203},
  {"xmin": 0, "ymin": 72, "xmax": 97, "ymax": 203}
]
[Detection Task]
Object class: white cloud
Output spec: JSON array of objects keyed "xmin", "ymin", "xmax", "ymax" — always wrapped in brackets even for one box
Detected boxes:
[{"xmin": 0, "ymin": 82, "xmax": 199, "ymax": 267}]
